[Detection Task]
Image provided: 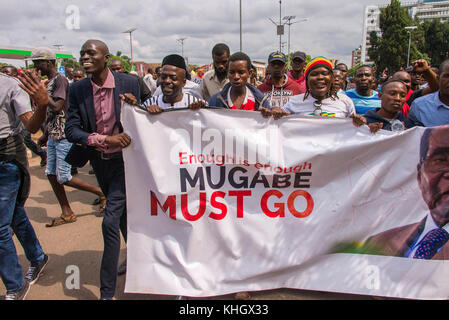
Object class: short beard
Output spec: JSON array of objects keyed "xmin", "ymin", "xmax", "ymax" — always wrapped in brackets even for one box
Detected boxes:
[{"xmin": 216, "ymin": 69, "xmax": 227, "ymax": 79}]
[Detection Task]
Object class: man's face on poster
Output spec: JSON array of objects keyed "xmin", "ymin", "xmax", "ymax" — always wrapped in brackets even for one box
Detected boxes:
[{"xmin": 418, "ymin": 126, "xmax": 449, "ymax": 227}]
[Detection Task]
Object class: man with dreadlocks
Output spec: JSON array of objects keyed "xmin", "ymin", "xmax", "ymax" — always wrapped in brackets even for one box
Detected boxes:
[{"xmin": 262, "ymin": 57, "xmax": 364, "ymax": 126}]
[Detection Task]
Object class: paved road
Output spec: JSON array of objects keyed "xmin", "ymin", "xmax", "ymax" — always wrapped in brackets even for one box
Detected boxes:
[{"xmin": 1, "ymin": 155, "xmax": 372, "ymax": 300}]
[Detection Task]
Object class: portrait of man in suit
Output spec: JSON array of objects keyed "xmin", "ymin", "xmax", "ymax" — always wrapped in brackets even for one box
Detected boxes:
[{"xmin": 365, "ymin": 125, "xmax": 449, "ymax": 260}]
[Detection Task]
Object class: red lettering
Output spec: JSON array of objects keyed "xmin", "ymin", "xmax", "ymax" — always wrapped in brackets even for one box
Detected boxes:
[
  {"xmin": 261, "ymin": 190, "xmax": 285, "ymax": 218},
  {"xmin": 287, "ymin": 190, "xmax": 314, "ymax": 218},
  {"xmin": 209, "ymin": 191, "xmax": 227, "ymax": 220},
  {"xmin": 181, "ymin": 192, "xmax": 207, "ymax": 221},
  {"xmin": 228, "ymin": 190, "xmax": 252, "ymax": 218},
  {"xmin": 151, "ymin": 191, "xmax": 177, "ymax": 220},
  {"xmin": 179, "ymin": 152, "xmax": 187, "ymax": 165}
]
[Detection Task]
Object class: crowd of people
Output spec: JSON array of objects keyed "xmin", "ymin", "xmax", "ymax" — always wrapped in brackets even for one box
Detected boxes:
[{"xmin": 1, "ymin": 38, "xmax": 448, "ymax": 300}]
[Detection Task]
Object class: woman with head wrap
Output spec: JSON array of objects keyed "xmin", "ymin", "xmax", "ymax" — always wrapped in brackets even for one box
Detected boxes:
[{"xmin": 261, "ymin": 57, "xmax": 366, "ymax": 126}]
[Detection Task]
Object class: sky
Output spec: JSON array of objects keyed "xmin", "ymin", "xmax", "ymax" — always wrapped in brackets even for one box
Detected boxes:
[{"xmin": 0, "ymin": 0, "xmax": 397, "ymax": 67}]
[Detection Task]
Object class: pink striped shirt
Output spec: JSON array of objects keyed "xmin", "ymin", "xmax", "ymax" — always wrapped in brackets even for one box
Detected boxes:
[{"xmin": 87, "ymin": 69, "xmax": 121, "ymax": 154}]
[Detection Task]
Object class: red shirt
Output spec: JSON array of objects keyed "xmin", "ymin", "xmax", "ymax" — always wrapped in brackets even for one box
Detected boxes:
[
  {"xmin": 227, "ymin": 87, "xmax": 256, "ymax": 110},
  {"xmin": 401, "ymin": 89, "xmax": 414, "ymax": 118},
  {"xmin": 87, "ymin": 69, "xmax": 121, "ymax": 154},
  {"xmin": 287, "ymin": 70, "xmax": 306, "ymax": 94}
]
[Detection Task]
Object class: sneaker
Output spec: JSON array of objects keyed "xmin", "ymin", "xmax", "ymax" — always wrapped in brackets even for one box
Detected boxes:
[
  {"xmin": 4, "ymin": 282, "xmax": 30, "ymax": 300},
  {"xmin": 25, "ymin": 254, "xmax": 49, "ymax": 285}
]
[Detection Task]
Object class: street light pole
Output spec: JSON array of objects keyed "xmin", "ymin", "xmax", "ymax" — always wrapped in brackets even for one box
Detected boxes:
[
  {"xmin": 123, "ymin": 28, "xmax": 137, "ymax": 68},
  {"xmin": 283, "ymin": 17, "xmax": 308, "ymax": 58},
  {"xmin": 279, "ymin": 0, "xmax": 282, "ymax": 52},
  {"xmin": 405, "ymin": 26, "xmax": 417, "ymax": 67},
  {"xmin": 239, "ymin": 0, "xmax": 242, "ymax": 51},
  {"xmin": 177, "ymin": 38, "xmax": 187, "ymax": 57}
]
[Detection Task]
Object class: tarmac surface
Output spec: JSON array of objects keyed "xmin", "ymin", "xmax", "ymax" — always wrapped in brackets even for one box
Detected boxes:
[{"xmin": 1, "ymin": 154, "xmax": 373, "ymax": 300}]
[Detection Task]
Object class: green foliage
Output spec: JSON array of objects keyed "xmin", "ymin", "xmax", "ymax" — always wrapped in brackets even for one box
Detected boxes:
[
  {"xmin": 109, "ymin": 54, "xmax": 131, "ymax": 73},
  {"xmin": 61, "ymin": 58, "xmax": 81, "ymax": 69},
  {"xmin": 348, "ymin": 62, "xmax": 364, "ymax": 77},
  {"xmin": 374, "ymin": 0, "xmax": 415, "ymax": 74},
  {"xmin": 368, "ymin": 0, "xmax": 448, "ymax": 74},
  {"xmin": 420, "ymin": 19, "xmax": 449, "ymax": 66}
]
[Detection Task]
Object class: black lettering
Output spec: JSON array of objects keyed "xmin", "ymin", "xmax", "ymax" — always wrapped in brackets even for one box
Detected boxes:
[
  {"xmin": 249, "ymin": 171, "xmax": 270, "ymax": 188},
  {"xmin": 228, "ymin": 167, "xmax": 248, "ymax": 189},
  {"xmin": 272, "ymin": 174, "xmax": 291, "ymax": 188},
  {"xmin": 206, "ymin": 166, "xmax": 226, "ymax": 189},
  {"xmin": 294, "ymin": 172, "xmax": 312, "ymax": 188},
  {"xmin": 180, "ymin": 167, "xmax": 205, "ymax": 192}
]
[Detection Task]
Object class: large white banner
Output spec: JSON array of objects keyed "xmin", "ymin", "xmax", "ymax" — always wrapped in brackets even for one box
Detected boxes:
[{"xmin": 122, "ymin": 106, "xmax": 449, "ymax": 299}]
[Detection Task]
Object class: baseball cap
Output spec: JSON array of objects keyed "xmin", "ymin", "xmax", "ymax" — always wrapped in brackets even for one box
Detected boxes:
[
  {"xmin": 30, "ymin": 47, "xmax": 56, "ymax": 61},
  {"xmin": 292, "ymin": 51, "xmax": 306, "ymax": 62},
  {"xmin": 268, "ymin": 52, "xmax": 286, "ymax": 64}
]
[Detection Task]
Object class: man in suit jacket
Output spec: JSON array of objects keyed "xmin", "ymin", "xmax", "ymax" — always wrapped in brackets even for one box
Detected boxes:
[
  {"xmin": 365, "ymin": 125, "xmax": 449, "ymax": 260},
  {"xmin": 65, "ymin": 39, "xmax": 140, "ymax": 300}
]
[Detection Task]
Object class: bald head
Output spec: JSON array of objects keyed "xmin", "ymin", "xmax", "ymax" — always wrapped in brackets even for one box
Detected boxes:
[
  {"xmin": 79, "ymin": 39, "xmax": 111, "ymax": 76},
  {"xmin": 392, "ymin": 71, "xmax": 411, "ymax": 91},
  {"xmin": 83, "ymin": 39, "xmax": 110, "ymax": 55}
]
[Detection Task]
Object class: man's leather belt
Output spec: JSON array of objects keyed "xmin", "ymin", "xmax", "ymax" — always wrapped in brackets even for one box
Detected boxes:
[{"xmin": 94, "ymin": 150, "xmax": 122, "ymax": 160}]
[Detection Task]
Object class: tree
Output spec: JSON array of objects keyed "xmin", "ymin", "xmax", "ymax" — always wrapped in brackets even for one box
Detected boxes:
[
  {"xmin": 368, "ymin": 31, "xmax": 381, "ymax": 68},
  {"xmin": 368, "ymin": 0, "xmax": 424, "ymax": 75},
  {"xmin": 61, "ymin": 58, "xmax": 81, "ymax": 69},
  {"xmin": 420, "ymin": 19, "xmax": 449, "ymax": 66},
  {"xmin": 109, "ymin": 51, "xmax": 132, "ymax": 72},
  {"xmin": 109, "ymin": 52, "xmax": 131, "ymax": 72}
]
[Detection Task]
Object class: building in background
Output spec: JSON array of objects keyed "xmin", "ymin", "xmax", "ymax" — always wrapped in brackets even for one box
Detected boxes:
[
  {"xmin": 133, "ymin": 61, "xmax": 161, "ymax": 77},
  {"xmin": 361, "ymin": 0, "xmax": 449, "ymax": 64},
  {"xmin": 351, "ymin": 46, "xmax": 362, "ymax": 68},
  {"xmin": 252, "ymin": 61, "xmax": 266, "ymax": 79}
]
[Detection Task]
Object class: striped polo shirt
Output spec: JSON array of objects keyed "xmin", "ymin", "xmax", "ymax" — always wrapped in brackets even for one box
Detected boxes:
[
  {"xmin": 345, "ymin": 89, "xmax": 381, "ymax": 115},
  {"xmin": 143, "ymin": 92, "xmax": 206, "ymax": 110}
]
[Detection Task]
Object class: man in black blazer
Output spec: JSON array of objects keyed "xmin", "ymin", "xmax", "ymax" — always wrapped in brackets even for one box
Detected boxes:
[{"xmin": 65, "ymin": 39, "xmax": 140, "ymax": 300}]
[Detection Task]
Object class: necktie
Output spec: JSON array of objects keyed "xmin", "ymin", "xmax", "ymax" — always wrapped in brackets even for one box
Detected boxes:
[{"xmin": 413, "ymin": 228, "xmax": 449, "ymax": 259}]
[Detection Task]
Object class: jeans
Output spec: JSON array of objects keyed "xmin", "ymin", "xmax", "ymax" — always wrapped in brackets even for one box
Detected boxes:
[
  {"xmin": 0, "ymin": 161, "xmax": 44, "ymax": 293},
  {"xmin": 91, "ymin": 155, "xmax": 127, "ymax": 299},
  {"xmin": 45, "ymin": 137, "xmax": 73, "ymax": 184}
]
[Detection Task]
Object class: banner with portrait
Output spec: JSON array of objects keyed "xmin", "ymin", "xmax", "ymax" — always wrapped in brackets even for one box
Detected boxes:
[{"xmin": 122, "ymin": 106, "xmax": 449, "ymax": 300}]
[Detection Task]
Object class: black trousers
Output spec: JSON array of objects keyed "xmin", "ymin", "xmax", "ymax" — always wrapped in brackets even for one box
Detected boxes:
[{"xmin": 91, "ymin": 154, "xmax": 127, "ymax": 299}]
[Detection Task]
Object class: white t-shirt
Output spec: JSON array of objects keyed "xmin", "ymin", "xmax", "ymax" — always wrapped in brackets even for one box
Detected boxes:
[
  {"xmin": 143, "ymin": 74, "xmax": 157, "ymax": 95},
  {"xmin": 143, "ymin": 92, "xmax": 205, "ymax": 110},
  {"xmin": 282, "ymin": 92, "xmax": 356, "ymax": 118}
]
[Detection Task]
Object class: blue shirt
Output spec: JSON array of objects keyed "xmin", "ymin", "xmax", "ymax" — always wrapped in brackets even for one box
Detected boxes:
[
  {"xmin": 345, "ymin": 89, "xmax": 381, "ymax": 115},
  {"xmin": 409, "ymin": 91, "xmax": 449, "ymax": 127}
]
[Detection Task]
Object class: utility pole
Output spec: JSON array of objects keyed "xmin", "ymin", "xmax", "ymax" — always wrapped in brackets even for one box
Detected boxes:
[
  {"xmin": 283, "ymin": 17, "xmax": 308, "ymax": 58},
  {"xmin": 268, "ymin": 0, "xmax": 284, "ymax": 52},
  {"xmin": 239, "ymin": 0, "xmax": 242, "ymax": 51},
  {"xmin": 279, "ymin": 0, "xmax": 282, "ymax": 52},
  {"xmin": 177, "ymin": 38, "xmax": 187, "ymax": 57},
  {"xmin": 405, "ymin": 26, "xmax": 417, "ymax": 67},
  {"xmin": 123, "ymin": 28, "xmax": 137, "ymax": 69}
]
